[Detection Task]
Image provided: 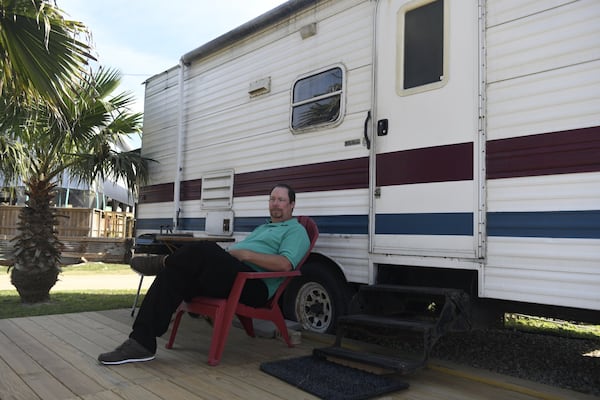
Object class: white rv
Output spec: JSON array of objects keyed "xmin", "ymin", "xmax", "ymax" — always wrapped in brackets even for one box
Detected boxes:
[{"xmin": 137, "ymin": 0, "xmax": 600, "ymax": 333}]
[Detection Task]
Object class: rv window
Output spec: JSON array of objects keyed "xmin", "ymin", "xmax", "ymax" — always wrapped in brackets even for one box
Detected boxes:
[
  {"xmin": 398, "ymin": 0, "xmax": 447, "ymax": 95},
  {"xmin": 291, "ymin": 67, "xmax": 343, "ymax": 131}
]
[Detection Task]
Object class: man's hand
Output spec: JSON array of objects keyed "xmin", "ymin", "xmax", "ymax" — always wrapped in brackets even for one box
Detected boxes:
[{"xmin": 228, "ymin": 249, "xmax": 292, "ymax": 272}]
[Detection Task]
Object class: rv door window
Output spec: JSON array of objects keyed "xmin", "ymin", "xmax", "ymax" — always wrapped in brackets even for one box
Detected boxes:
[
  {"xmin": 398, "ymin": 0, "xmax": 447, "ymax": 95},
  {"xmin": 291, "ymin": 67, "xmax": 343, "ymax": 131}
]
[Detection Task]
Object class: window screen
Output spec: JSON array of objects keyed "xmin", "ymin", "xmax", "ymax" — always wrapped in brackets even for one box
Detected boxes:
[
  {"xmin": 291, "ymin": 67, "xmax": 343, "ymax": 130},
  {"xmin": 402, "ymin": 0, "xmax": 445, "ymax": 91}
]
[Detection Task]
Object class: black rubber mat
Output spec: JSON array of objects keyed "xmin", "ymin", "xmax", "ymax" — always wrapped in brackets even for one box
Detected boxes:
[{"xmin": 260, "ymin": 355, "xmax": 409, "ymax": 400}]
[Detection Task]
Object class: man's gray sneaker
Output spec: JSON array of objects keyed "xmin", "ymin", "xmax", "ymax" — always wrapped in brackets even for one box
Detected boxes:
[
  {"xmin": 130, "ymin": 255, "xmax": 166, "ymax": 275},
  {"xmin": 98, "ymin": 338, "xmax": 155, "ymax": 365}
]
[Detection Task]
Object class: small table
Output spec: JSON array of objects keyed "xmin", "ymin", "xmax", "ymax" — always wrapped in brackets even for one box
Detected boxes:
[
  {"xmin": 134, "ymin": 234, "xmax": 235, "ymax": 255},
  {"xmin": 155, "ymin": 235, "xmax": 235, "ymax": 253}
]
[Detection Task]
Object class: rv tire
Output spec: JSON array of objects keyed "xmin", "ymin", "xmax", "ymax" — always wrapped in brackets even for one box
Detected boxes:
[{"xmin": 283, "ymin": 262, "xmax": 347, "ymax": 334}]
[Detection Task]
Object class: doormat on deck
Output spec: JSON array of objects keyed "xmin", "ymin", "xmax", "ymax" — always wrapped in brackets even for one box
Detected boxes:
[{"xmin": 260, "ymin": 355, "xmax": 409, "ymax": 400}]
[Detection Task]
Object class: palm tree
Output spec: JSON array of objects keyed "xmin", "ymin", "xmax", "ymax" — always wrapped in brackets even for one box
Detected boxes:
[
  {"xmin": 0, "ymin": 1, "xmax": 148, "ymax": 303},
  {"xmin": 0, "ymin": 0, "xmax": 92, "ymax": 119},
  {"xmin": 2, "ymin": 67, "xmax": 150, "ymax": 303},
  {"xmin": 1, "ymin": 0, "xmax": 94, "ymax": 201}
]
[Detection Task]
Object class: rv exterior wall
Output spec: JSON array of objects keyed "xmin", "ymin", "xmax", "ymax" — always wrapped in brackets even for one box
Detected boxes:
[
  {"xmin": 139, "ymin": 0, "xmax": 374, "ymax": 285},
  {"xmin": 137, "ymin": 0, "xmax": 600, "ymax": 314},
  {"xmin": 484, "ymin": 0, "xmax": 600, "ymax": 310}
]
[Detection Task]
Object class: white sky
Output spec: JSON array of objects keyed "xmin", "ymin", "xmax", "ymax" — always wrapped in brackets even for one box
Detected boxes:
[{"xmin": 57, "ymin": 0, "xmax": 288, "ymax": 147}]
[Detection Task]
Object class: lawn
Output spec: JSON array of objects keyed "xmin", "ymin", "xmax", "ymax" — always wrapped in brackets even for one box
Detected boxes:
[
  {"xmin": 61, "ymin": 262, "xmax": 135, "ymax": 274},
  {"xmin": 505, "ymin": 313, "xmax": 600, "ymax": 340},
  {"xmin": 1, "ymin": 262, "xmax": 133, "ymax": 274},
  {"xmin": 0, "ymin": 263, "xmax": 144, "ymax": 319}
]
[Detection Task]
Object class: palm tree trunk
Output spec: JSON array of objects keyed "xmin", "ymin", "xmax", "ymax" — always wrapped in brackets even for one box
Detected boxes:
[{"xmin": 10, "ymin": 178, "xmax": 62, "ymax": 303}]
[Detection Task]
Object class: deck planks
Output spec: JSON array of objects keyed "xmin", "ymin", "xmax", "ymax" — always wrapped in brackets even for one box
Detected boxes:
[
  {"xmin": 0, "ymin": 309, "xmax": 596, "ymax": 400},
  {"xmin": 0, "ymin": 319, "xmax": 76, "ymax": 399}
]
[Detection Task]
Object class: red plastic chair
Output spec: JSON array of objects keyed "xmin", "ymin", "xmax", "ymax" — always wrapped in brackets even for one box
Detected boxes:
[{"xmin": 165, "ymin": 216, "xmax": 319, "ymax": 366}]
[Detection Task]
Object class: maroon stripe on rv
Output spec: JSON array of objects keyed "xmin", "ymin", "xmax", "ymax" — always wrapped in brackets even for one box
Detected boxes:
[
  {"xmin": 139, "ymin": 180, "xmax": 203, "ymax": 204},
  {"xmin": 376, "ymin": 142, "xmax": 473, "ymax": 186},
  {"xmin": 234, "ymin": 158, "xmax": 370, "ymax": 197},
  {"xmin": 138, "ymin": 144, "xmax": 474, "ymax": 203},
  {"xmin": 487, "ymin": 126, "xmax": 600, "ymax": 179},
  {"xmin": 138, "ymin": 126, "xmax": 600, "ymax": 205},
  {"xmin": 181, "ymin": 179, "xmax": 202, "ymax": 201},
  {"xmin": 139, "ymin": 158, "xmax": 370, "ymax": 203},
  {"xmin": 139, "ymin": 182, "xmax": 174, "ymax": 204}
]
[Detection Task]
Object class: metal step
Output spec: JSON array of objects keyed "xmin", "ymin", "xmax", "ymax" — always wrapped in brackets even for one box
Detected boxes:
[
  {"xmin": 314, "ymin": 346, "xmax": 424, "ymax": 375},
  {"xmin": 328, "ymin": 285, "xmax": 471, "ymax": 376},
  {"xmin": 337, "ymin": 314, "xmax": 436, "ymax": 332}
]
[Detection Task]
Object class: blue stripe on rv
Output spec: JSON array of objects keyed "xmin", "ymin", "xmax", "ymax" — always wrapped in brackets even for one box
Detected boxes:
[
  {"xmin": 374, "ymin": 211, "xmax": 600, "ymax": 238},
  {"xmin": 487, "ymin": 210, "xmax": 600, "ymax": 239},
  {"xmin": 375, "ymin": 213, "xmax": 473, "ymax": 235},
  {"xmin": 134, "ymin": 215, "xmax": 369, "ymax": 235},
  {"xmin": 234, "ymin": 216, "xmax": 369, "ymax": 234},
  {"xmin": 135, "ymin": 218, "xmax": 173, "ymax": 230},
  {"xmin": 135, "ymin": 210, "xmax": 600, "ymax": 239}
]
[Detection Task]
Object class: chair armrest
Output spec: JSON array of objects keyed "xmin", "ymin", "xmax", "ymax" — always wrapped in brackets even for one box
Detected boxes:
[
  {"xmin": 223, "ymin": 270, "xmax": 301, "ymax": 309},
  {"xmin": 236, "ymin": 270, "xmax": 301, "ymax": 280}
]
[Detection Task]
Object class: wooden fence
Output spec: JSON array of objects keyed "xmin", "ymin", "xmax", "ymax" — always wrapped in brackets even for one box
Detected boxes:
[
  {"xmin": 0, "ymin": 205, "xmax": 134, "ymax": 238},
  {"xmin": 0, "ymin": 205, "xmax": 134, "ymax": 264}
]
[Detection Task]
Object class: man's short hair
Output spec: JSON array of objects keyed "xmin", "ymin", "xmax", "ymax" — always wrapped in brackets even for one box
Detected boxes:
[{"xmin": 271, "ymin": 183, "xmax": 296, "ymax": 203}]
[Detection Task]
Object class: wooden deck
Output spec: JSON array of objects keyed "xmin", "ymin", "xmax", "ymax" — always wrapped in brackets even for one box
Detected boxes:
[{"xmin": 0, "ymin": 309, "xmax": 596, "ymax": 400}]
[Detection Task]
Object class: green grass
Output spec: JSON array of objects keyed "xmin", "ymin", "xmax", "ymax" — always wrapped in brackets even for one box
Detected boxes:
[
  {"xmin": 1, "ymin": 262, "xmax": 131, "ymax": 274},
  {"xmin": 0, "ymin": 291, "xmax": 144, "ymax": 319},
  {"xmin": 60, "ymin": 262, "xmax": 133, "ymax": 274},
  {"xmin": 505, "ymin": 313, "xmax": 600, "ymax": 340},
  {"xmin": 0, "ymin": 263, "xmax": 143, "ymax": 319}
]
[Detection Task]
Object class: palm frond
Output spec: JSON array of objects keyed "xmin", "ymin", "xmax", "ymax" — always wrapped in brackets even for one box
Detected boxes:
[{"xmin": 0, "ymin": 0, "xmax": 94, "ymax": 117}]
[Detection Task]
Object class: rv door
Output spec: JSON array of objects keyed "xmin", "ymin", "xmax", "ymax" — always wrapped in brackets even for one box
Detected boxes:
[{"xmin": 372, "ymin": 0, "xmax": 482, "ymax": 262}]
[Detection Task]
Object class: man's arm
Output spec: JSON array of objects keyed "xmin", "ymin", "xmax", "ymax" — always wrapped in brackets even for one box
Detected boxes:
[{"xmin": 228, "ymin": 249, "xmax": 292, "ymax": 272}]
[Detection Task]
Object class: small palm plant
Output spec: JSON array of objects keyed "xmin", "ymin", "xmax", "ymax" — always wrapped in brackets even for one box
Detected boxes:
[{"xmin": 4, "ymin": 67, "xmax": 150, "ymax": 303}]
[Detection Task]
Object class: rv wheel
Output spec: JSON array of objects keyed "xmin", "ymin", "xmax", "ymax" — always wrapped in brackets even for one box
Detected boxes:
[{"xmin": 283, "ymin": 263, "xmax": 348, "ymax": 334}]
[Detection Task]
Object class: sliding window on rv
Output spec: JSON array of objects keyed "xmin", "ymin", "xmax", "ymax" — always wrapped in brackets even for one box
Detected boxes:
[
  {"xmin": 291, "ymin": 67, "xmax": 343, "ymax": 131},
  {"xmin": 398, "ymin": 0, "xmax": 447, "ymax": 95}
]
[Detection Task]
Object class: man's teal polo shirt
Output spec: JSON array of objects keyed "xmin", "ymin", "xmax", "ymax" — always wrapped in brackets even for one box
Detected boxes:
[{"xmin": 230, "ymin": 217, "xmax": 310, "ymax": 298}]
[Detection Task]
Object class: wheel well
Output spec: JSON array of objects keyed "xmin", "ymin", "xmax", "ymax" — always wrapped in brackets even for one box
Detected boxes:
[
  {"xmin": 301, "ymin": 252, "xmax": 349, "ymax": 285},
  {"xmin": 302, "ymin": 252, "xmax": 357, "ymax": 311}
]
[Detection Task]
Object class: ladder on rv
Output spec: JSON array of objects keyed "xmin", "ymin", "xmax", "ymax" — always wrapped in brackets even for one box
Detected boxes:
[{"xmin": 314, "ymin": 284, "xmax": 471, "ymax": 375}]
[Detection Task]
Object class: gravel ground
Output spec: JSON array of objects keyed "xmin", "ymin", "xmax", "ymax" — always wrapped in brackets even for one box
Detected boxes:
[
  {"xmin": 431, "ymin": 329, "xmax": 600, "ymax": 397},
  {"xmin": 349, "ymin": 327, "xmax": 600, "ymax": 397}
]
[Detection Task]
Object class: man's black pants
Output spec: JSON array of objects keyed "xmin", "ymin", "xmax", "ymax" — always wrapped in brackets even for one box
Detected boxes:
[{"xmin": 130, "ymin": 241, "xmax": 269, "ymax": 353}]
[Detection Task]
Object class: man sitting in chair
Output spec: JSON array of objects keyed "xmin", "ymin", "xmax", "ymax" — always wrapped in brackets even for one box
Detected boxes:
[{"xmin": 98, "ymin": 183, "xmax": 310, "ymax": 365}]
